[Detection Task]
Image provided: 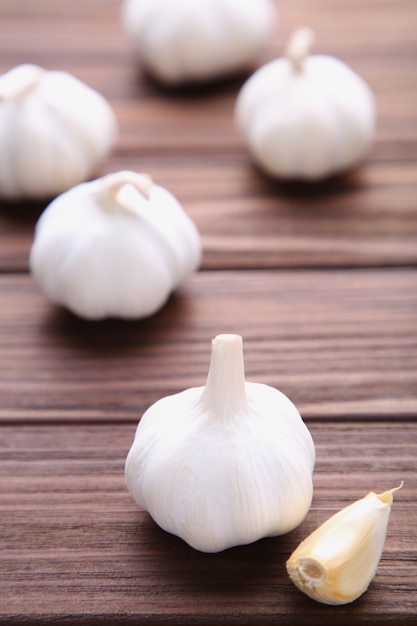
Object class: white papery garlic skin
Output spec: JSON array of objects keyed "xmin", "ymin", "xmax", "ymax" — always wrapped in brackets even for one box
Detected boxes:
[
  {"xmin": 29, "ymin": 170, "xmax": 201, "ymax": 320},
  {"xmin": 0, "ymin": 64, "xmax": 117, "ymax": 199},
  {"xmin": 235, "ymin": 27, "xmax": 375, "ymax": 180},
  {"xmin": 125, "ymin": 334, "xmax": 315, "ymax": 553},
  {"xmin": 286, "ymin": 484, "xmax": 403, "ymax": 605},
  {"xmin": 122, "ymin": 0, "xmax": 276, "ymax": 85}
]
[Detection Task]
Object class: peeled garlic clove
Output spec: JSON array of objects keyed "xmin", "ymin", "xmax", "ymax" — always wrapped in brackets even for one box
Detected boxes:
[{"xmin": 286, "ymin": 484, "xmax": 403, "ymax": 605}]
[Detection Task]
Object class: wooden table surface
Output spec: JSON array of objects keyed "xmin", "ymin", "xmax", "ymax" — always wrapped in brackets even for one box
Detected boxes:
[{"xmin": 1, "ymin": 0, "xmax": 416, "ymax": 624}]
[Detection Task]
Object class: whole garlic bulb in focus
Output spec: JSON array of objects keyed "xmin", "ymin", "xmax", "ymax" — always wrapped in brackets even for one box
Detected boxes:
[
  {"xmin": 0, "ymin": 64, "xmax": 117, "ymax": 199},
  {"xmin": 29, "ymin": 170, "xmax": 201, "ymax": 320},
  {"xmin": 235, "ymin": 28, "xmax": 375, "ymax": 180},
  {"xmin": 122, "ymin": 0, "xmax": 277, "ymax": 85},
  {"xmin": 125, "ymin": 334, "xmax": 315, "ymax": 553}
]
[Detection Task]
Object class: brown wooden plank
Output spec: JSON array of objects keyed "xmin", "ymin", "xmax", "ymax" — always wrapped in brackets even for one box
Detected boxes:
[
  {"xmin": 0, "ymin": 0, "xmax": 416, "ymax": 623},
  {"xmin": 2, "ymin": 160, "xmax": 417, "ymax": 272},
  {"xmin": 0, "ymin": 270, "xmax": 415, "ymax": 423},
  {"xmin": 0, "ymin": 0, "xmax": 415, "ymax": 272},
  {"xmin": 0, "ymin": 421, "xmax": 415, "ymax": 624}
]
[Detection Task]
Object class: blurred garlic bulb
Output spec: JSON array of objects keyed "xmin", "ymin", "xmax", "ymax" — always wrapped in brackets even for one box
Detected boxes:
[
  {"xmin": 125, "ymin": 333, "xmax": 315, "ymax": 553},
  {"xmin": 286, "ymin": 484, "xmax": 403, "ymax": 605},
  {"xmin": 0, "ymin": 63, "xmax": 117, "ymax": 199},
  {"xmin": 235, "ymin": 27, "xmax": 375, "ymax": 180},
  {"xmin": 122, "ymin": 0, "xmax": 277, "ymax": 85},
  {"xmin": 29, "ymin": 170, "xmax": 201, "ymax": 320}
]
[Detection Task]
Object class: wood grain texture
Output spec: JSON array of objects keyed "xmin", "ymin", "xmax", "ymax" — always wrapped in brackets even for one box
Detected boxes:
[
  {"xmin": 0, "ymin": 0, "xmax": 416, "ymax": 623},
  {"xmin": 0, "ymin": 0, "xmax": 416, "ymax": 272},
  {"xmin": 0, "ymin": 270, "xmax": 415, "ymax": 423},
  {"xmin": 0, "ymin": 422, "xmax": 415, "ymax": 625}
]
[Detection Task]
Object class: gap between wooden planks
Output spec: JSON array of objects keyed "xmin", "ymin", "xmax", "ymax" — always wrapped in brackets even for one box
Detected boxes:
[
  {"xmin": 0, "ymin": 421, "xmax": 415, "ymax": 625},
  {"xmin": 0, "ymin": 269, "xmax": 415, "ymax": 424}
]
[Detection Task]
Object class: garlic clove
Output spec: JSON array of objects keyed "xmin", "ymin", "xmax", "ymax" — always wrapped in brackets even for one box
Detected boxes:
[{"xmin": 286, "ymin": 484, "xmax": 403, "ymax": 605}]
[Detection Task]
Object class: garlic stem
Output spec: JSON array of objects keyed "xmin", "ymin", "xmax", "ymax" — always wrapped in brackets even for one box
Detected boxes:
[
  {"xmin": 201, "ymin": 334, "xmax": 248, "ymax": 420},
  {"xmin": 104, "ymin": 170, "xmax": 153, "ymax": 200},
  {"xmin": 99, "ymin": 170, "xmax": 153, "ymax": 214},
  {"xmin": 0, "ymin": 64, "xmax": 45, "ymax": 100},
  {"xmin": 285, "ymin": 27, "xmax": 315, "ymax": 73}
]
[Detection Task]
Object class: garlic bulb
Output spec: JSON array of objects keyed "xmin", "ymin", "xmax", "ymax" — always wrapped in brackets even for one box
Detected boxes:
[
  {"xmin": 235, "ymin": 27, "xmax": 375, "ymax": 180},
  {"xmin": 125, "ymin": 334, "xmax": 315, "ymax": 553},
  {"xmin": 29, "ymin": 170, "xmax": 201, "ymax": 320},
  {"xmin": 122, "ymin": 0, "xmax": 276, "ymax": 85},
  {"xmin": 0, "ymin": 63, "xmax": 117, "ymax": 199},
  {"xmin": 286, "ymin": 484, "xmax": 403, "ymax": 605}
]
